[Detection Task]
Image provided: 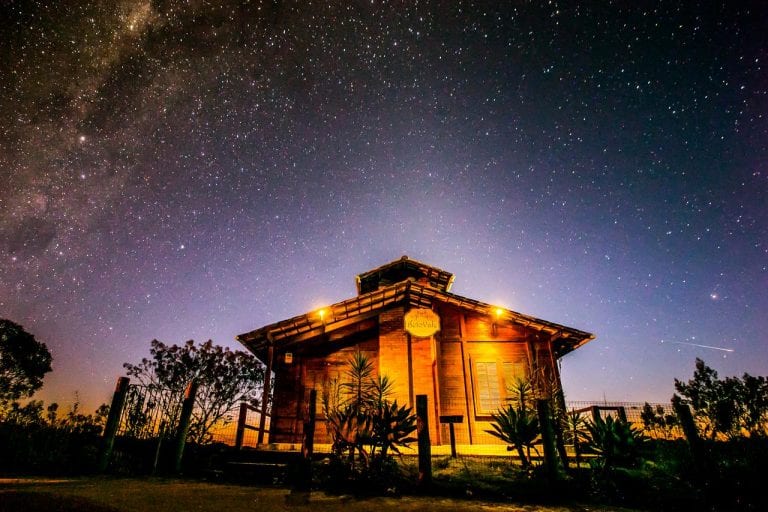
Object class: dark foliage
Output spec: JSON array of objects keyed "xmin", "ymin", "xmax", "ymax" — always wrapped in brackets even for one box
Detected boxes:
[
  {"xmin": 484, "ymin": 377, "xmax": 541, "ymax": 468},
  {"xmin": 584, "ymin": 414, "xmax": 646, "ymax": 470},
  {"xmin": 0, "ymin": 319, "xmax": 52, "ymax": 404},
  {"xmin": 123, "ymin": 339, "xmax": 264, "ymax": 443},
  {"xmin": 321, "ymin": 352, "xmax": 417, "ymax": 492},
  {"xmin": 484, "ymin": 404, "xmax": 540, "ymax": 467},
  {"xmin": 640, "ymin": 402, "xmax": 680, "ymax": 439},
  {"xmin": 0, "ymin": 399, "xmax": 107, "ymax": 475},
  {"xmin": 675, "ymin": 358, "xmax": 768, "ymax": 439}
]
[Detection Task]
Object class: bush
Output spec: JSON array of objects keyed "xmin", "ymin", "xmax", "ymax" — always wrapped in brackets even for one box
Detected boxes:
[
  {"xmin": 321, "ymin": 352, "xmax": 416, "ymax": 490},
  {"xmin": 0, "ymin": 400, "xmax": 106, "ymax": 474},
  {"xmin": 585, "ymin": 414, "xmax": 646, "ymax": 470}
]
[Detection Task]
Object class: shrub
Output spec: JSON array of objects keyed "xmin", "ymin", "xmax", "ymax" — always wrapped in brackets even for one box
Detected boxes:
[
  {"xmin": 485, "ymin": 404, "xmax": 540, "ymax": 467},
  {"xmin": 0, "ymin": 399, "xmax": 106, "ymax": 474},
  {"xmin": 585, "ymin": 414, "xmax": 646, "ymax": 470},
  {"xmin": 322, "ymin": 352, "xmax": 416, "ymax": 488}
]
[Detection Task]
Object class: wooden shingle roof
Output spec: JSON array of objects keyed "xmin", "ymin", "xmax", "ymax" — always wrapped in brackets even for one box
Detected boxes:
[
  {"xmin": 355, "ymin": 255, "xmax": 455, "ymax": 294},
  {"xmin": 237, "ymin": 280, "xmax": 594, "ymax": 363}
]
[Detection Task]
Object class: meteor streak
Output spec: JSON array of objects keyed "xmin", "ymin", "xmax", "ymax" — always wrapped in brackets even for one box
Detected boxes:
[{"xmin": 661, "ymin": 340, "xmax": 734, "ymax": 352}]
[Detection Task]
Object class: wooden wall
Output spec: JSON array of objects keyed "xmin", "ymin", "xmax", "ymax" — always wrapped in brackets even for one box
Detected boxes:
[
  {"xmin": 434, "ymin": 304, "xmax": 556, "ymax": 446},
  {"xmin": 267, "ymin": 302, "xmax": 561, "ymax": 447},
  {"xmin": 378, "ymin": 307, "xmax": 410, "ymax": 406},
  {"xmin": 268, "ymin": 322, "xmax": 378, "ymax": 444}
]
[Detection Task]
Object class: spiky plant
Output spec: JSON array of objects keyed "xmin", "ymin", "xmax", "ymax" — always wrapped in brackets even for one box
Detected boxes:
[
  {"xmin": 485, "ymin": 404, "xmax": 540, "ymax": 467},
  {"xmin": 585, "ymin": 414, "xmax": 646, "ymax": 469}
]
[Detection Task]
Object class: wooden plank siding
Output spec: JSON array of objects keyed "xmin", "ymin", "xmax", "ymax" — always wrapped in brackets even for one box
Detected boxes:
[
  {"xmin": 238, "ymin": 258, "xmax": 593, "ymax": 451},
  {"xmin": 268, "ymin": 322, "xmax": 379, "ymax": 444},
  {"xmin": 267, "ymin": 305, "xmax": 573, "ymax": 447}
]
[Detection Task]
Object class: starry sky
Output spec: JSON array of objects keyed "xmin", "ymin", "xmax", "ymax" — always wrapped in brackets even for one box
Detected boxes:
[{"xmin": 1, "ymin": 1, "xmax": 766, "ymax": 412}]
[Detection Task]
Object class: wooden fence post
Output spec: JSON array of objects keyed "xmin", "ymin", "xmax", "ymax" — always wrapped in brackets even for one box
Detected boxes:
[
  {"xmin": 552, "ymin": 390, "xmax": 570, "ymax": 470},
  {"xmin": 235, "ymin": 402, "xmax": 248, "ymax": 450},
  {"xmin": 99, "ymin": 376, "xmax": 130, "ymax": 472},
  {"xmin": 537, "ymin": 399, "xmax": 563, "ymax": 480},
  {"xmin": 174, "ymin": 379, "xmax": 198, "ymax": 474},
  {"xmin": 672, "ymin": 395, "xmax": 705, "ymax": 466},
  {"xmin": 448, "ymin": 423, "xmax": 457, "ymax": 458},
  {"xmin": 416, "ymin": 394, "xmax": 431, "ymax": 487},
  {"xmin": 297, "ymin": 389, "xmax": 317, "ymax": 492}
]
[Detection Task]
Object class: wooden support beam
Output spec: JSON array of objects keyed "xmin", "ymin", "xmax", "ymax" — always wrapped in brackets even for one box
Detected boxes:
[
  {"xmin": 459, "ymin": 312, "xmax": 474, "ymax": 445},
  {"xmin": 257, "ymin": 343, "xmax": 274, "ymax": 446}
]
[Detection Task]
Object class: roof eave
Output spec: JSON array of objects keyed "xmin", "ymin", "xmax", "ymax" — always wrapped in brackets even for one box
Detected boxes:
[{"xmin": 237, "ymin": 281, "xmax": 595, "ymax": 358}]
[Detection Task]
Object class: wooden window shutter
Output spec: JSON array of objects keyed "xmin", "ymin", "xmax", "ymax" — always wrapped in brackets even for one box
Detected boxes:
[{"xmin": 475, "ymin": 361, "xmax": 501, "ymax": 413}]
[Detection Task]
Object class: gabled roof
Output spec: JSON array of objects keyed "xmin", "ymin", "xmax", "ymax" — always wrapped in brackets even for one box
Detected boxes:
[
  {"xmin": 236, "ymin": 280, "xmax": 594, "ymax": 362},
  {"xmin": 355, "ymin": 255, "xmax": 455, "ymax": 294}
]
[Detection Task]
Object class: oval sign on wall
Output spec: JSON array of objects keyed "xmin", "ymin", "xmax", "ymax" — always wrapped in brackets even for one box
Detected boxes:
[{"xmin": 404, "ymin": 308, "xmax": 441, "ymax": 337}]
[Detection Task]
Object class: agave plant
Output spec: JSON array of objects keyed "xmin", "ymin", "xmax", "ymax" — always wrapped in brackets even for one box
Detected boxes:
[
  {"xmin": 326, "ymin": 404, "xmax": 371, "ymax": 465},
  {"xmin": 563, "ymin": 411, "xmax": 590, "ymax": 465},
  {"xmin": 374, "ymin": 399, "xmax": 417, "ymax": 458},
  {"xmin": 485, "ymin": 404, "xmax": 540, "ymax": 467},
  {"xmin": 585, "ymin": 414, "xmax": 646, "ymax": 469},
  {"xmin": 324, "ymin": 352, "xmax": 417, "ymax": 477}
]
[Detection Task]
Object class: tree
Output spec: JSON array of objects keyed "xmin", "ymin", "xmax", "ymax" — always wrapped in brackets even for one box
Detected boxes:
[
  {"xmin": 675, "ymin": 358, "xmax": 768, "ymax": 439},
  {"xmin": 0, "ymin": 319, "xmax": 53, "ymax": 405},
  {"xmin": 123, "ymin": 339, "xmax": 264, "ymax": 443},
  {"xmin": 741, "ymin": 374, "xmax": 768, "ymax": 436},
  {"xmin": 563, "ymin": 410, "xmax": 590, "ymax": 466},
  {"xmin": 640, "ymin": 402, "xmax": 680, "ymax": 439}
]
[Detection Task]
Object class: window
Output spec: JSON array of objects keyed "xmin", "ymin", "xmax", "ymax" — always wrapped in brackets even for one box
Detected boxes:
[
  {"xmin": 502, "ymin": 362, "xmax": 528, "ymax": 396},
  {"xmin": 474, "ymin": 361, "xmax": 501, "ymax": 414},
  {"xmin": 473, "ymin": 360, "xmax": 529, "ymax": 416}
]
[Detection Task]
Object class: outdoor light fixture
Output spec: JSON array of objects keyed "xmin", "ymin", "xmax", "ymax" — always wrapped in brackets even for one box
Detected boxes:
[
  {"xmin": 318, "ymin": 308, "xmax": 328, "ymax": 324},
  {"xmin": 492, "ymin": 307, "xmax": 504, "ymax": 336}
]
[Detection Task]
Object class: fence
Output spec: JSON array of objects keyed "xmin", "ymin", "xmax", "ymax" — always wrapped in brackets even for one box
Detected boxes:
[
  {"xmin": 566, "ymin": 400, "xmax": 674, "ymax": 424},
  {"xmin": 424, "ymin": 398, "xmax": 677, "ymax": 460},
  {"xmin": 167, "ymin": 398, "xmax": 677, "ymax": 453},
  {"xmin": 101, "ymin": 377, "xmax": 275, "ymax": 472},
  {"xmin": 116, "ymin": 383, "xmax": 181, "ymax": 440},
  {"xmin": 100, "ymin": 375, "xmax": 678, "ymax": 473}
]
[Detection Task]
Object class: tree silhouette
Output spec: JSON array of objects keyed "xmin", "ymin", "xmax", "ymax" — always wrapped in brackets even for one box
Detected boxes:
[
  {"xmin": 0, "ymin": 319, "xmax": 52, "ymax": 405},
  {"xmin": 124, "ymin": 339, "xmax": 264, "ymax": 443}
]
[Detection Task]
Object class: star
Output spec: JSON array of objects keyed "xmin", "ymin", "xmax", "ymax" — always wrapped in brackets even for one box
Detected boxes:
[{"xmin": 0, "ymin": 0, "xmax": 764, "ymax": 412}]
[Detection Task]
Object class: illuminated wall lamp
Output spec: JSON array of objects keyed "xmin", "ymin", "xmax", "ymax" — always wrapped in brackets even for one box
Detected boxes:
[{"xmin": 492, "ymin": 307, "xmax": 504, "ymax": 336}]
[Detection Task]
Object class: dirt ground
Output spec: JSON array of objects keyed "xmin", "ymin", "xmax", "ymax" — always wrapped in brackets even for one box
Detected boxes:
[{"xmin": 0, "ymin": 477, "xmax": 641, "ymax": 512}]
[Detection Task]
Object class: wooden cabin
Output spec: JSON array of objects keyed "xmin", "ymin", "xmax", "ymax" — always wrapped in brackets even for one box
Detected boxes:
[{"xmin": 236, "ymin": 256, "xmax": 594, "ymax": 449}]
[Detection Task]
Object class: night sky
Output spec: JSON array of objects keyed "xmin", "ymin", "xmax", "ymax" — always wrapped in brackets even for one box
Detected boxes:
[{"xmin": 1, "ymin": 1, "xmax": 766, "ymax": 411}]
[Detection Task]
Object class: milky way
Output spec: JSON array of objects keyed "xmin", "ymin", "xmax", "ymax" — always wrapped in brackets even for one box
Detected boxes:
[{"xmin": 1, "ymin": 1, "xmax": 766, "ymax": 410}]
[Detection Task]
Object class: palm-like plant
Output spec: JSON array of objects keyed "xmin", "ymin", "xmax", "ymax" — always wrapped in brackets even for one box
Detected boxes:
[
  {"xmin": 485, "ymin": 404, "xmax": 540, "ymax": 467},
  {"xmin": 341, "ymin": 351, "xmax": 376, "ymax": 411},
  {"xmin": 323, "ymin": 352, "xmax": 417, "ymax": 477},
  {"xmin": 374, "ymin": 400, "xmax": 417, "ymax": 459},
  {"xmin": 563, "ymin": 411, "xmax": 590, "ymax": 465}
]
